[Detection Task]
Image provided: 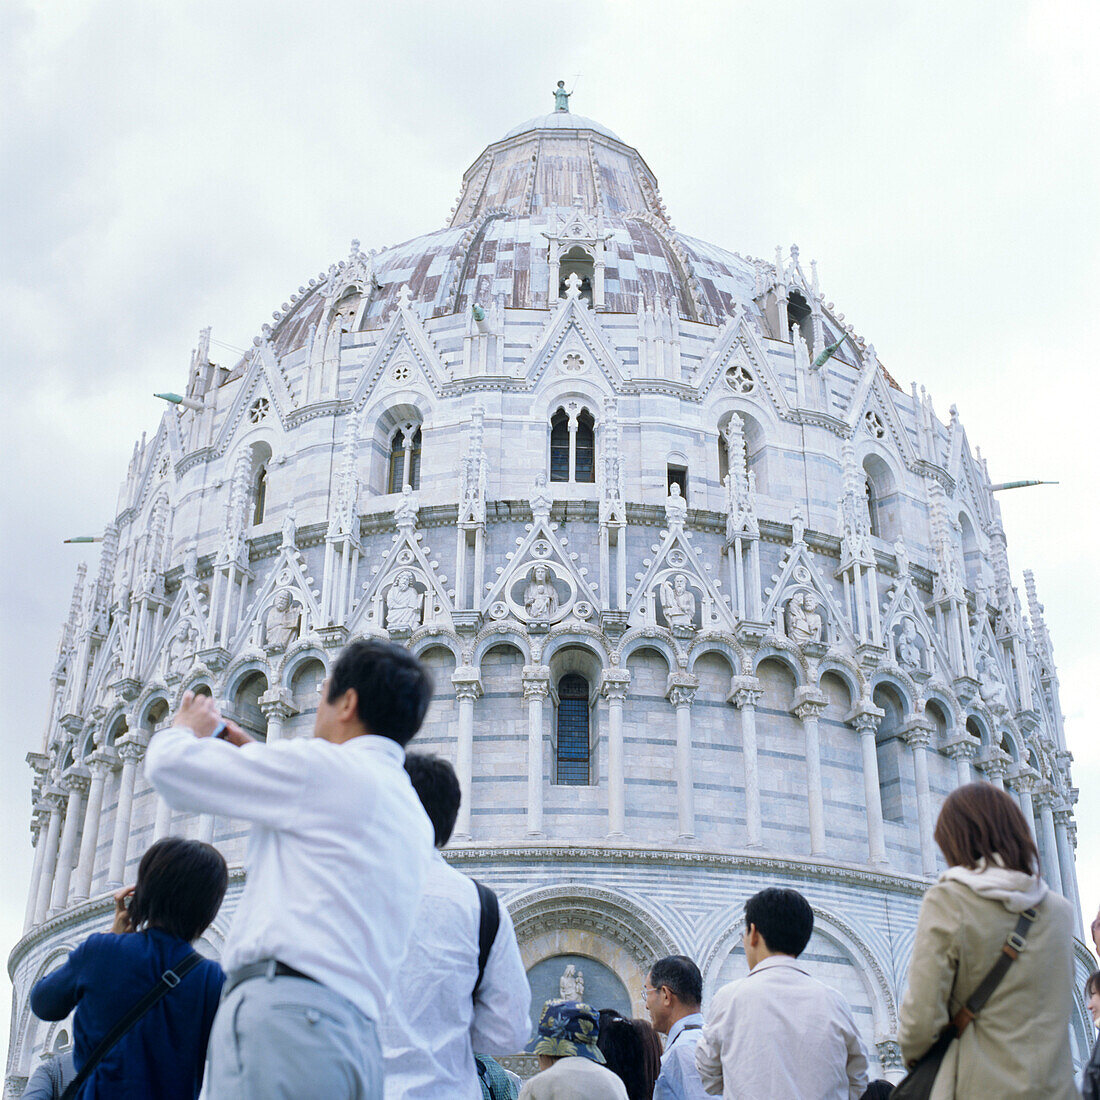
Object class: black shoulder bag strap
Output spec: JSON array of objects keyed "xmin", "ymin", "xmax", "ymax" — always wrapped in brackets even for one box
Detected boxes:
[
  {"xmin": 473, "ymin": 880, "xmax": 500, "ymax": 1001},
  {"xmin": 892, "ymin": 906, "xmax": 1038, "ymax": 1100},
  {"xmin": 60, "ymin": 950, "xmax": 202, "ymax": 1100}
]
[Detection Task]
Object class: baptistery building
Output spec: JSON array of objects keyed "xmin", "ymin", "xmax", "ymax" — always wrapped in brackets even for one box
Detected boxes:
[{"xmin": 7, "ymin": 94, "xmax": 1091, "ymax": 1090}]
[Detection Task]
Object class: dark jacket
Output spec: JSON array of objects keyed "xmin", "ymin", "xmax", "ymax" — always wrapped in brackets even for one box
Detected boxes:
[{"xmin": 30, "ymin": 929, "xmax": 224, "ymax": 1100}]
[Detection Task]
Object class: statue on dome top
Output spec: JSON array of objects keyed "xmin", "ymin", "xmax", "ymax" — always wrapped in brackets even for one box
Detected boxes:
[{"xmin": 554, "ymin": 80, "xmax": 571, "ymax": 112}]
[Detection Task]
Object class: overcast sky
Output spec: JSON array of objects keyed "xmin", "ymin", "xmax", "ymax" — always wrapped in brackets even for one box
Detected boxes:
[{"xmin": 2, "ymin": 0, "xmax": 1098, "ymax": 1069}]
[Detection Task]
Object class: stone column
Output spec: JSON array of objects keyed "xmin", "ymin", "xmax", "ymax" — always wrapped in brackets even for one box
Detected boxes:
[
  {"xmin": 601, "ymin": 670, "xmax": 630, "ymax": 839},
  {"xmin": 728, "ymin": 677, "xmax": 764, "ymax": 848},
  {"xmin": 259, "ymin": 689, "xmax": 297, "ymax": 742},
  {"xmin": 1053, "ymin": 806, "xmax": 1081, "ymax": 917},
  {"xmin": 1008, "ymin": 768, "xmax": 1038, "ymax": 839},
  {"xmin": 1033, "ymin": 784, "xmax": 1061, "ymax": 893},
  {"xmin": 152, "ymin": 794, "xmax": 174, "ymax": 841},
  {"xmin": 24, "ymin": 803, "xmax": 50, "ymax": 931},
  {"xmin": 978, "ymin": 748, "xmax": 1010, "ymax": 791},
  {"xmin": 49, "ymin": 767, "xmax": 90, "ymax": 914},
  {"xmin": 107, "ymin": 737, "xmax": 145, "ymax": 887},
  {"xmin": 847, "ymin": 703, "xmax": 888, "ymax": 866},
  {"xmin": 791, "ymin": 688, "xmax": 828, "ymax": 857},
  {"xmin": 943, "ymin": 734, "xmax": 980, "ymax": 787},
  {"xmin": 902, "ymin": 721, "xmax": 937, "ymax": 876},
  {"xmin": 666, "ymin": 673, "xmax": 698, "ymax": 839},
  {"xmin": 33, "ymin": 789, "xmax": 65, "ymax": 925},
  {"xmin": 522, "ymin": 666, "xmax": 551, "ymax": 836},
  {"xmin": 72, "ymin": 749, "xmax": 115, "ymax": 902},
  {"xmin": 451, "ymin": 668, "xmax": 482, "ymax": 841}
]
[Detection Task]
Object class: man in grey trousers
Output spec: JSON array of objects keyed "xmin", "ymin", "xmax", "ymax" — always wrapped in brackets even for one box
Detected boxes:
[{"xmin": 146, "ymin": 639, "xmax": 436, "ymax": 1099}]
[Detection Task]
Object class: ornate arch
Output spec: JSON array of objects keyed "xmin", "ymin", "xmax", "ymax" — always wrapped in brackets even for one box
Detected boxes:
[
  {"xmin": 278, "ymin": 643, "xmax": 329, "ymax": 690},
  {"xmin": 508, "ymin": 884, "xmax": 681, "ymax": 1017},
  {"xmin": 752, "ymin": 642, "xmax": 808, "ymax": 685},
  {"xmin": 814, "ymin": 653, "xmax": 865, "ymax": 701},
  {"xmin": 472, "ymin": 626, "xmax": 532, "ymax": 669},
  {"xmin": 687, "ymin": 633, "xmax": 748, "ymax": 676},
  {"xmin": 542, "ymin": 629, "xmax": 611, "ymax": 667},
  {"xmin": 410, "ymin": 630, "xmax": 462, "ymax": 663},
  {"xmin": 615, "ymin": 628, "xmax": 682, "ymax": 671}
]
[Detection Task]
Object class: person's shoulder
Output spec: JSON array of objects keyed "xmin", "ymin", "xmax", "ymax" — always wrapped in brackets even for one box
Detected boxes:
[{"xmin": 1037, "ymin": 889, "xmax": 1074, "ymax": 930}]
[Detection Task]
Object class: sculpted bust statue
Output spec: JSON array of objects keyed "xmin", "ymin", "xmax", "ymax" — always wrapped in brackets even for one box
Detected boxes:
[
  {"xmin": 786, "ymin": 591, "xmax": 823, "ymax": 645},
  {"xmin": 524, "ymin": 564, "xmax": 559, "ymax": 620},
  {"xmin": 385, "ymin": 571, "xmax": 423, "ymax": 631},
  {"xmin": 263, "ymin": 589, "xmax": 301, "ymax": 649},
  {"xmin": 660, "ymin": 573, "xmax": 696, "ymax": 631},
  {"xmin": 897, "ymin": 618, "xmax": 921, "ymax": 667},
  {"xmin": 165, "ymin": 620, "xmax": 198, "ymax": 677}
]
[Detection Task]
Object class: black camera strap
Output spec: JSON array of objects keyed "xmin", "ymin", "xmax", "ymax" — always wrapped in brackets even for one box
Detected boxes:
[{"xmin": 473, "ymin": 880, "xmax": 500, "ymax": 1001}]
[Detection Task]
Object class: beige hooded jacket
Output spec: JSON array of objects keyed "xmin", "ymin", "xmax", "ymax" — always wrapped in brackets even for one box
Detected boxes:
[{"xmin": 897, "ymin": 865, "xmax": 1078, "ymax": 1099}]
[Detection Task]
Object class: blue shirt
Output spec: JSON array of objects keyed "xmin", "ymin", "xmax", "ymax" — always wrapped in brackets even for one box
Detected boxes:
[
  {"xmin": 30, "ymin": 929, "xmax": 224, "ymax": 1100},
  {"xmin": 654, "ymin": 1012, "xmax": 709, "ymax": 1100}
]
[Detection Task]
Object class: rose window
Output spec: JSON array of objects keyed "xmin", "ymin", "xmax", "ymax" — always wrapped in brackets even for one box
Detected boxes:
[
  {"xmin": 724, "ymin": 362, "xmax": 756, "ymax": 394},
  {"xmin": 864, "ymin": 410, "xmax": 886, "ymax": 439},
  {"xmin": 248, "ymin": 398, "xmax": 270, "ymax": 424}
]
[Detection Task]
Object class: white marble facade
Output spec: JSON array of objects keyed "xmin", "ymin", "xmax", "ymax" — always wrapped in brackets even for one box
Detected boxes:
[{"xmin": 7, "ymin": 102, "xmax": 1091, "ymax": 1093}]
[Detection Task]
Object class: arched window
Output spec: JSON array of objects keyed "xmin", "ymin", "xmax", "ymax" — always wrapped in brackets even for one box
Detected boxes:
[
  {"xmin": 556, "ymin": 673, "xmax": 590, "ymax": 784},
  {"xmin": 787, "ymin": 289, "xmax": 813, "ymax": 346},
  {"xmin": 575, "ymin": 411, "xmax": 595, "ymax": 482},
  {"xmin": 387, "ymin": 425, "xmax": 422, "ymax": 494},
  {"xmin": 549, "ymin": 407, "xmax": 595, "ymax": 484},
  {"xmin": 865, "ymin": 478, "xmax": 881, "ymax": 539},
  {"xmin": 252, "ymin": 464, "xmax": 267, "ymax": 525},
  {"xmin": 558, "ymin": 246, "xmax": 595, "ymax": 305},
  {"xmin": 550, "ymin": 411, "xmax": 570, "ymax": 482}
]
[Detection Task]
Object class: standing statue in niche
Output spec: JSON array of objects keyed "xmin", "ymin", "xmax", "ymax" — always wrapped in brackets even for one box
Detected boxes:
[
  {"xmin": 263, "ymin": 589, "xmax": 302, "ymax": 649},
  {"xmin": 531, "ymin": 472, "xmax": 553, "ymax": 524},
  {"xmin": 394, "ymin": 484, "xmax": 419, "ymax": 530},
  {"xmin": 786, "ymin": 591, "xmax": 824, "ymax": 645},
  {"xmin": 385, "ymin": 571, "xmax": 424, "ymax": 631},
  {"xmin": 660, "ymin": 573, "xmax": 696, "ymax": 631},
  {"xmin": 893, "ymin": 537, "xmax": 910, "ymax": 578},
  {"xmin": 896, "ymin": 618, "xmax": 922, "ymax": 667},
  {"xmin": 790, "ymin": 506, "xmax": 807, "ymax": 547},
  {"xmin": 524, "ymin": 564, "xmax": 559, "ymax": 621},
  {"xmin": 559, "ymin": 964, "xmax": 584, "ymax": 999},
  {"xmin": 280, "ymin": 506, "xmax": 297, "ymax": 549},
  {"xmin": 665, "ymin": 482, "xmax": 688, "ymax": 528}
]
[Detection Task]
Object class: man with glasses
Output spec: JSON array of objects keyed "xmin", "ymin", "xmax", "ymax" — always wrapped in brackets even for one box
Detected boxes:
[{"xmin": 643, "ymin": 956, "xmax": 708, "ymax": 1100}]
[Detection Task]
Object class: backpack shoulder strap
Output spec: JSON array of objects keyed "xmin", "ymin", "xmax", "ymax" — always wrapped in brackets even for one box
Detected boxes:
[
  {"xmin": 473, "ymin": 879, "xmax": 500, "ymax": 1001},
  {"xmin": 60, "ymin": 950, "xmax": 203, "ymax": 1100}
]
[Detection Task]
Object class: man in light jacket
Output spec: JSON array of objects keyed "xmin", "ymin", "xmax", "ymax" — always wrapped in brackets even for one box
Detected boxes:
[
  {"xmin": 695, "ymin": 887, "xmax": 868, "ymax": 1099},
  {"xmin": 146, "ymin": 639, "xmax": 436, "ymax": 1099},
  {"xmin": 381, "ymin": 753, "xmax": 531, "ymax": 1098}
]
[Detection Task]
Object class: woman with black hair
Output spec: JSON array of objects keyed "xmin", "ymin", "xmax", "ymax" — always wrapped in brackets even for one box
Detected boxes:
[
  {"xmin": 597, "ymin": 1016, "xmax": 661, "ymax": 1100},
  {"xmin": 31, "ymin": 837, "xmax": 227, "ymax": 1099}
]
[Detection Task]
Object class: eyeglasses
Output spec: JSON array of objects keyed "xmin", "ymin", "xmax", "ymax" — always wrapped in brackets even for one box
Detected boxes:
[{"xmin": 640, "ymin": 986, "xmax": 659, "ymax": 1000}]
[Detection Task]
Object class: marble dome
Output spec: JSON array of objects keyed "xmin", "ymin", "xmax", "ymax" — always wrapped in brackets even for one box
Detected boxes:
[{"xmin": 7, "ymin": 95, "xmax": 1090, "ymax": 1090}]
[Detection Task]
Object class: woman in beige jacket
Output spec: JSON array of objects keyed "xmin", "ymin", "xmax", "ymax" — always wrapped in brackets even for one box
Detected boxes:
[{"xmin": 897, "ymin": 782, "xmax": 1077, "ymax": 1099}]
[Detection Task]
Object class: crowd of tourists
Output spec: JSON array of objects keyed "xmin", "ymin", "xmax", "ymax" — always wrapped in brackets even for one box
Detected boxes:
[{"xmin": 21, "ymin": 639, "xmax": 1100, "ymax": 1099}]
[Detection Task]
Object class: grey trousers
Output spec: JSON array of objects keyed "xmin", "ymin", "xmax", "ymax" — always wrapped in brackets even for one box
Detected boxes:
[{"xmin": 206, "ymin": 975, "xmax": 382, "ymax": 1099}]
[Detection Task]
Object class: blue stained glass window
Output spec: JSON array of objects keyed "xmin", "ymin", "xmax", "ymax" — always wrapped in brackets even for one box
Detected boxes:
[{"xmin": 556, "ymin": 673, "xmax": 590, "ymax": 784}]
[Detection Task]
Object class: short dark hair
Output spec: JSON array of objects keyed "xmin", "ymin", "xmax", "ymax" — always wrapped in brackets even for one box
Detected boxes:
[
  {"xmin": 327, "ymin": 639, "xmax": 434, "ymax": 747},
  {"xmin": 128, "ymin": 837, "xmax": 228, "ymax": 942},
  {"xmin": 648, "ymin": 955, "xmax": 702, "ymax": 1007},
  {"xmin": 404, "ymin": 753, "xmax": 461, "ymax": 847},
  {"xmin": 1085, "ymin": 971, "xmax": 1100, "ymax": 999},
  {"xmin": 934, "ymin": 782, "xmax": 1039, "ymax": 875},
  {"xmin": 744, "ymin": 887, "xmax": 814, "ymax": 957}
]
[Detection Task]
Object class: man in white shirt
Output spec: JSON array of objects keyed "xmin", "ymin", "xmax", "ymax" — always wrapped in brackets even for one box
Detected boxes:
[
  {"xmin": 695, "ymin": 887, "xmax": 869, "ymax": 1100},
  {"xmin": 381, "ymin": 752, "xmax": 531, "ymax": 1098},
  {"xmin": 145, "ymin": 639, "xmax": 436, "ymax": 1100},
  {"xmin": 645, "ymin": 955, "xmax": 709, "ymax": 1100}
]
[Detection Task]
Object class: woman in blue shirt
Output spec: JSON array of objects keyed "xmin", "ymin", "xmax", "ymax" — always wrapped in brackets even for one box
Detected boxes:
[{"xmin": 31, "ymin": 837, "xmax": 228, "ymax": 1100}]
